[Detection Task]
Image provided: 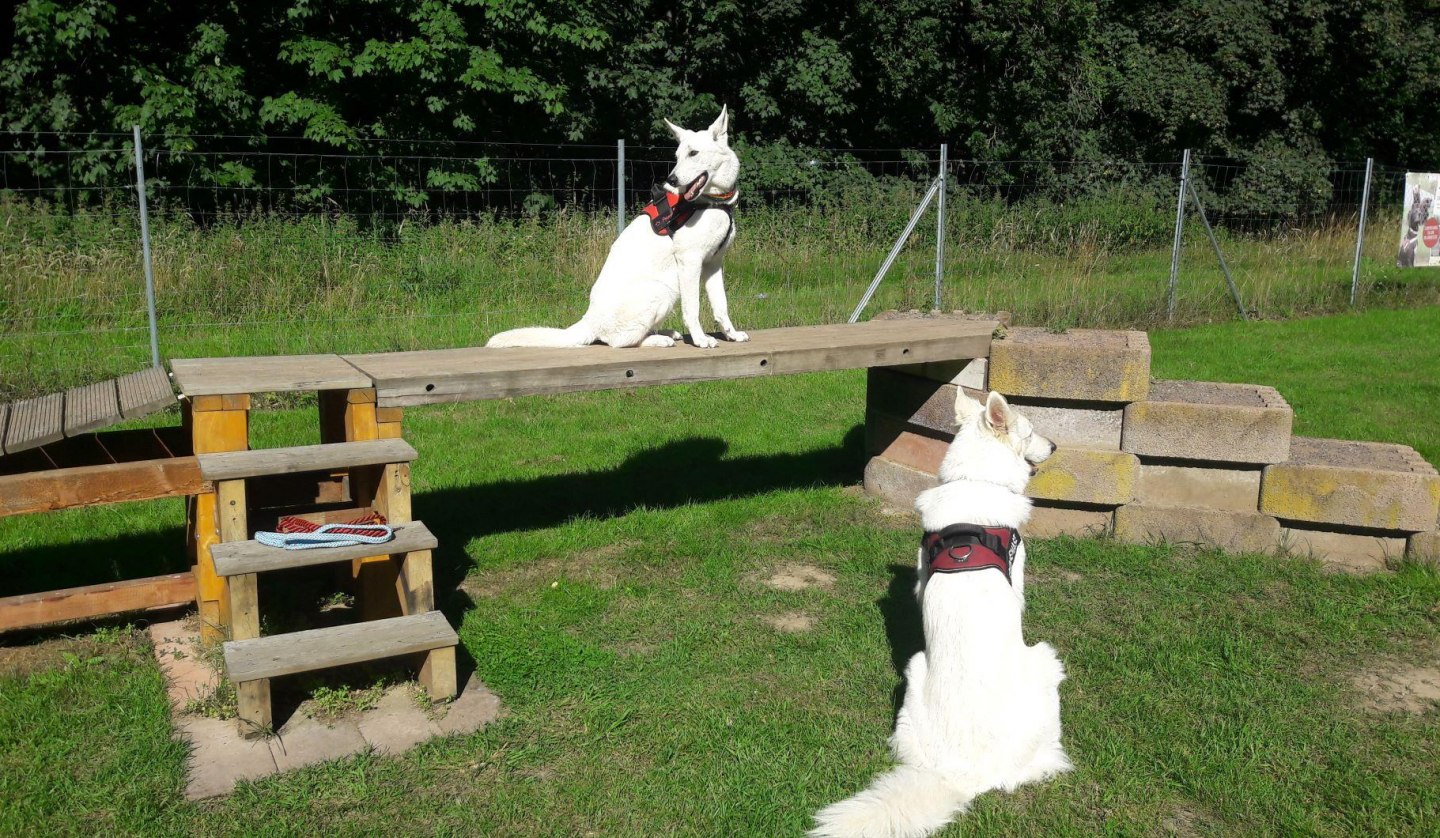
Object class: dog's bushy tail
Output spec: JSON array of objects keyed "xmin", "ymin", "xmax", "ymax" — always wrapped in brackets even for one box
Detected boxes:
[
  {"xmin": 485, "ymin": 321, "xmax": 596, "ymax": 348},
  {"xmin": 809, "ymin": 765, "xmax": 975, "ymax": 838}
]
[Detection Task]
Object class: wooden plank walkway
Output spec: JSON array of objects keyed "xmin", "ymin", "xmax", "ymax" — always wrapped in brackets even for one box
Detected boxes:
[
  {"xmin": 117, "ymin": 366, "xmax": 175, "ymax": 418},
  {"xmin": 343, "ymin": 319, "xmax": 996, "ymax": 407},
  {"xmin": 4, "ymin": 392, "xmax": 65, "ymax": 453},
  {"xmin": 169, "ymin": 354, "xmax": 371, "ymax": 397},
  {"xmin": 0, "ymin": 366, "xmax": 177, "ymax": 458}
]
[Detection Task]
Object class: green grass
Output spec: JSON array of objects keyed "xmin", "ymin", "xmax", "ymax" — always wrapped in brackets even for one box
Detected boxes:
[
  {"xmin": 1, "ymin": 308, "xmax": 1439, "ymax": 835},
  {"xmin": 2, "ymin": 199, "xmax": 1437, "ymax": 398}
]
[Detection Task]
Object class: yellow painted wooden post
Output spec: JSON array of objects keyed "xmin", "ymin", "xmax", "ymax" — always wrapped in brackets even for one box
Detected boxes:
[
  {"xmin": 187, "ymin": 394, "xmax": 250, "ymax": 644},
  {"xmin": 327, "ymin": 388, "xmax": 404, "ymax": 620}
]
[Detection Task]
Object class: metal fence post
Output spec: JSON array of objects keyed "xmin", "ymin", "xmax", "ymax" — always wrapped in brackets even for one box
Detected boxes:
[
  {"xmin": 1167, "ymin": 149, "xmax": 1190, "ymax": 321},
  {"xmin": 1350, "ymin": 157, "xmax": 1374, "ymax": 306},
  {"xmin": 1186, "ymin": 180, "xmax": 1245, "ymax": 319},
  {"xmin": 849, "ymin": 176, "xmax": 943, "ymax": 323},
  {"xmin": 617, "ymin": 139, "xmax": 626, "ymax": 237},
  {"xmin": 132, "ymin": 125, "xmax": 160, "ymax": 367},
  {"xmin": 934, "ymin": 143, "xmax": 947, "ymax": 311}
]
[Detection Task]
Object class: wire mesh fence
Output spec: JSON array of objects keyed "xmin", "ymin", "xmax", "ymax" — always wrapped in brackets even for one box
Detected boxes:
[{"xmin": 0, "ymin": 132, "xmax": 1432, "ymax": 399}]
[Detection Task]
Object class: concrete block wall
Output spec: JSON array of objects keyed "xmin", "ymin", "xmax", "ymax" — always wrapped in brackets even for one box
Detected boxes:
[{"xmin": 863, "ymin": 316, "xmax": 1440, "ymax": 573}]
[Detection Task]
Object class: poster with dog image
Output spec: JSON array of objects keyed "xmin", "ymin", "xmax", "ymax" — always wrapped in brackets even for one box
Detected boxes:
[{"xmin": 1398, "ymin": 173, "xmax": 1440, "ymax": 267}]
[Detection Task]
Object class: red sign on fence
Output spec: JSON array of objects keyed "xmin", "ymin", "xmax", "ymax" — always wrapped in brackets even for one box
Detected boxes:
[{"xmin": 1424, "ymin": 218, "xmax": 1440, "ymax": 249}]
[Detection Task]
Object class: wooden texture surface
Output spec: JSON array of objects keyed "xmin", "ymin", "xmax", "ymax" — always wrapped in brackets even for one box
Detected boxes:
[
  {"xmin": 344, "ymin": 319, "xmax": 996, "ymax": 406},
  {"xmin": 4, "ymin": 392, "xmax": 64, "ymax": 453},
  {"xmin": 62, "ymin": 380, "xmax": 122, "ymax": 437},
  {"xmin": 197, "ymin": 438, "xmax": 417, "ymax": 481},
  {"xmin": 211, "ymin": 522, "xmax": 437, "ymax": 577},
  {"xmin": 0, "ymin": 572, "xmax": 195, "ymax": 632},
  {"xmin": 222, "ymin": 610, "xmax": 457, "ymax": 682},
  {"xmin": 0, "ymin": 457, "xmax": 204, "ymax": 517},
  {"xmin": 117, "ymin": 366, "xmax": 176, "ymax": 418},
  {"xmin": 170, "ymin": 354, "xmax": 372, "ymax": 396},
  {"xmin": 0, "ymin": 368, "xmax": 175, "ymax": 457}
]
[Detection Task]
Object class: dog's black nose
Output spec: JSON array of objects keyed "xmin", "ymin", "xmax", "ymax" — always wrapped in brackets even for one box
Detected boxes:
[{"xmin": 665, "ymin": 173, "xmax": 680, "ymax": 187}]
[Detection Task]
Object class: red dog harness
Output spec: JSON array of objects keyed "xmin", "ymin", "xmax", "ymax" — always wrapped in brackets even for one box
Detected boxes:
[
  {"xmin": 921, "ymin": 524, "xmax": 1022, "ymax": 584},
  {"xmin": 642, "ymin": 177, "xmax": 736, "ymax": 244}
]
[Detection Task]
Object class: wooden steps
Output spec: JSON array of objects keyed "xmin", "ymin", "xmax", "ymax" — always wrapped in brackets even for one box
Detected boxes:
[
  {"xmin": 201, "ymin": 433, "xmax": 458, "ymax": 735},
  {"xmin": 197, "ymin": 438, "xmax": 417, "ymax": 481},
  {"xmin": 223, "ymin": 611, "xmax": 457, "ymax": 683},
  {"xmin": 0, "ymin": 366, "xmax": 176, "ymax": 456},
  {"xmin": 211, "ymin": 522, "xmax": 436, "ymax": 576}
]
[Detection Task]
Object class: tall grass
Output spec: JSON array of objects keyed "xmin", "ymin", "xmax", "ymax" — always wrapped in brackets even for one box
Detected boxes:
[{"xmin": 1, "ymin": 194, "xmax": 1434, "ymax": 399}]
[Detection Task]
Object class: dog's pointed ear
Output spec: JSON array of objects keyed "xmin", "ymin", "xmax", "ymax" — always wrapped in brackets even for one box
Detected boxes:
[
  {"xmin": 953, "ymin": 390, "xmax": 983, "ymax": 424},
  {"xmin": 709, "ymin": 106, "xmax": 729, "ymax": 142},
  {"xmin": 664, "ymin": 118, "xmax": 687, "ymax": 143},
  {"xmin": 983, "ymin": 391, "xmax": 1011, "ymax": 433}
]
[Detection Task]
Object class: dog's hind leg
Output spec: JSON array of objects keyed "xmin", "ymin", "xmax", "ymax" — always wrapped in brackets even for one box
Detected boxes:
[
  {"xmin": 1001, "ymin": 642, "xmax": 1072, "ymax": 788},
  {"xmin": 639, "ymin": 332, "xmax": 677, "ymax": 347},
  {"xmin": 890, "ymin": 651, "xmax": 931, "ymax": 766},
  {"xmin": 703, "ymin": 263, "xmax": 748, "ymax": 342}
]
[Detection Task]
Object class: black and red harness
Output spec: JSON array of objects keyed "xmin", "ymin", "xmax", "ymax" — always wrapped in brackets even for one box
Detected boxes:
[
  {"xmin": 642, "ymin": 176, "xmax": 735, "ymax": 245},
  {"xmin": 921, "ymin": 524, "xmax": 1022, "ymax": 584}
]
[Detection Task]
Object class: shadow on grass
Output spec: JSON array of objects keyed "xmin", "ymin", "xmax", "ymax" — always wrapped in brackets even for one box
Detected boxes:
[
  {"xmin": 2, "ymin": 426, "xmax": 867, "ymax": 638},
  {"xmin": 414, "ymin": 425, "xmax": 868, "ymax": 598},
  {"xmin": 0, "ymin": 528, "xmax": 188, "ymax": 601},
  {"xmin": 877, "ymin": 562, "xmax": 924, "ymax": 722}
]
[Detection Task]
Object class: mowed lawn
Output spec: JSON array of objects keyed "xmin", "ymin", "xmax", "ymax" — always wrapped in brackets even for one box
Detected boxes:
[{"xmin": 1, "ymin": 308, "xmax": 1438, "ymax": 836}]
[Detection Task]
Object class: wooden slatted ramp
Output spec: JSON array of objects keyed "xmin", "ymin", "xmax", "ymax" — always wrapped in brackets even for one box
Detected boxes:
[{"xmin": 0, "ymin": 366, "xmax": 175, "ymax": 456}]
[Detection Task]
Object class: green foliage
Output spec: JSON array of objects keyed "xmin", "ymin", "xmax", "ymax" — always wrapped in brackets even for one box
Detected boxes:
[{"xmin": 4, "ymin": 1, "xmax": 1439, "ymax": 175}]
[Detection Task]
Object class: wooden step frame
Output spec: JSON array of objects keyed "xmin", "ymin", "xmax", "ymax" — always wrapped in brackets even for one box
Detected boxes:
[
  {"xmin": 224, "ymin": 610, "xmax": 457, "ymax": 733},
  {"xmin": 222, "ymin": 525, "xmax": 453, "ymax": 733}
]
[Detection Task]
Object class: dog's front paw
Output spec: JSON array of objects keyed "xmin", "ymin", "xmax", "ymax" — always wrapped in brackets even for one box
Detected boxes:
[
  {"xmin": 690, "ymin": 333, "xmax": 719, "ymax": 349},
  {"xmin": 724, "ymin": 329, "xmax": 749, "ymax": 342}
]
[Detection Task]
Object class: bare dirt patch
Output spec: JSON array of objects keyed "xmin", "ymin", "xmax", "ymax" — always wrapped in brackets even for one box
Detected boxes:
[
  {"xmin": 762, "ymin": 612, "xmax": 815, "ymax": 633},
  {"xmin": 462, "ymin": 540, "xmax": 638, "ymax": 598},
  {"xmin": 1161, "ymin": 805, "xmax": 1221, "ymax": 836},
  {"xmin": 1351, "ymin": 660, "xmax": 1440, "ymax": 714},
  {"xmin": 760, "ymin": 563, "xmax": 836, "ymax": 592},
  {"xmin": 0, "ymin": 636, "xmax": 90, "ymax": 678},
  {"xmin": 0, "ymin": 629, "xmax": 145, "ymax": 679}
]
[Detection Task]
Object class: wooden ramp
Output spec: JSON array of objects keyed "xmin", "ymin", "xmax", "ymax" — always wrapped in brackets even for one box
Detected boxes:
[
  {"xmin": 0, "ymin": 367, "xmax": 176, "ymax": 456},
  {"xmin": 168, "ymin": 319, "xmax": 996, "ymax": 406}
]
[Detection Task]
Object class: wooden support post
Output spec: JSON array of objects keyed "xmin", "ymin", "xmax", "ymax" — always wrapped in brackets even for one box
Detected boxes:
[
  {"xmin": 215, "ymin": 478, "xmax": 247, "ymax": 630},
  {"xmin": 397, "ymin": 545, "xmax": 455, "ymax": 700},
  {"xmin": 420, "ymin": 645, "xmax": 458, "ymax": 701},
  {"xmin": 397, "ymin": 548, "xmax": 435, "ymax": 615},
  {"xmin": 328, "ymin": 388, "xmax": 406, "ymax": 620},
  {"xmin": 186, "ymin": 394, "xmax": 250, "ymax": 644},
  {"xmin": 228, "ymin": 571, "xmax": 271, "ymax": 735}
]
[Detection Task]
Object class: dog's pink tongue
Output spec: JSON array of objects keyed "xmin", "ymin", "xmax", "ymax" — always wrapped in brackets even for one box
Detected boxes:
[{"xmin": 685, "ymin": 173, "xmax": 709, "ymax": 201}]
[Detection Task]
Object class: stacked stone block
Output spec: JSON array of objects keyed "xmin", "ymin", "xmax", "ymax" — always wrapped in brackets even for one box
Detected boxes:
[
  {"xmin": 1115, "ymin": 379, "xmax": 1291, "ymax": 554},
  {"xmin": 861, "ymin": 319, "xmax": 1440, "ymax": 572},
  {"xmin": 865, "ymin": 327, "xmax": 1151, "ymax": 539},
  {"xmin": 1260, "ymin": 437, "xmax": 1440, "ymax": 571}
]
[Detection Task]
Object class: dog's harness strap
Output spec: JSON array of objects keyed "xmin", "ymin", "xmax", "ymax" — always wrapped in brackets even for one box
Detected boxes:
[
  {"xmin": 643, "ymin": 178, "xmax": 737, "ymax": 242},
  {"xmin": 921, "ymin": 524, "xmax": 1021, "ymax": 583},
  {"xmin": 644, "ymin": 188, "xmax": 695, "ymax": 236}
]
